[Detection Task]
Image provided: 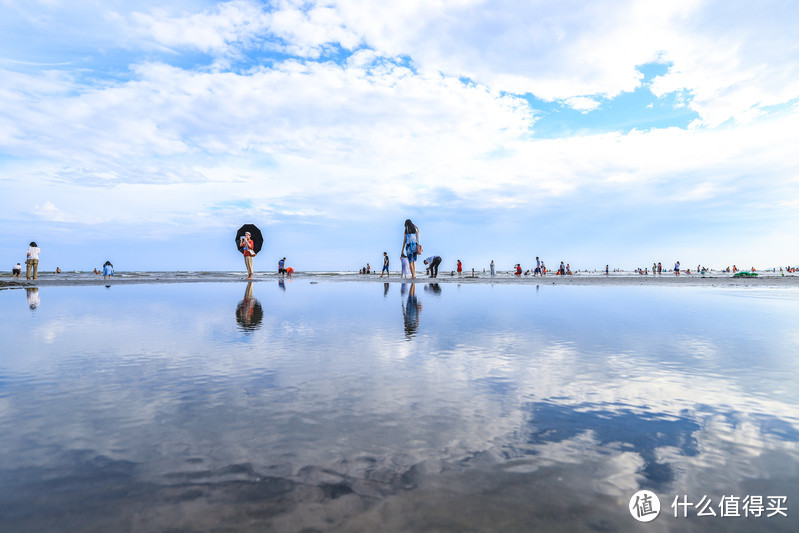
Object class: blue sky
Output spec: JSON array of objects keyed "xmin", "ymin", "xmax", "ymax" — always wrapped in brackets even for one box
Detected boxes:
[{"xmin": 1, "ymin": 0, "xmax": 798, "ymax": 272}]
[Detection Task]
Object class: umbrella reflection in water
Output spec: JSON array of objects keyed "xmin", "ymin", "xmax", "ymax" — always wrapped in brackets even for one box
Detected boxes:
[{"xmin": 236, "ymin": 281, "xmax": 263, "ymax": 332}]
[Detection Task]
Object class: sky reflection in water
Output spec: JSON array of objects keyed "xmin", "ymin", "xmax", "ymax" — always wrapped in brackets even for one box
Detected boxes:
[{"xmin": 0, "ymin": 281, "xmax": 797, "ymax": 531}]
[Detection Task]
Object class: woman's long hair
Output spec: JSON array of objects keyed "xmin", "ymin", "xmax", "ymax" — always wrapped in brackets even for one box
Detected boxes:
[{"xmin": 404, "ymin": 219, "xmax": 416, "ymax": 235}]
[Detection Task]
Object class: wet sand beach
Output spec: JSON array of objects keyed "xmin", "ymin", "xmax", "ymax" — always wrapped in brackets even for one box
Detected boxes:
[{"xmin": 2, "ymin": 275, "xmax": 798, "ymax": 532}]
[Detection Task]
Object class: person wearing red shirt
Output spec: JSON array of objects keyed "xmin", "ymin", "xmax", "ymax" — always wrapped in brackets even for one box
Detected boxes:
[{"xmin": 239, "ymin": 232, "xmax": 255, "ymax": 279}]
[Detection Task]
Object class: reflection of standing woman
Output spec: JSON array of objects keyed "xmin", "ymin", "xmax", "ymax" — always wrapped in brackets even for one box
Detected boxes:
[
  {"xmin": 401, "ymin": 219, "xmax": 420, "ymax": 279},
  {"xmin": 402, "ymin": 283, "xmax": 421, "ymax": 337},
  {"xmin": 239, "ymin": 231, "xmax": 255, "ymax": 280},
  {"xmin": 235, "ymin": 281, "xmax": 263, "ymax": 332}
]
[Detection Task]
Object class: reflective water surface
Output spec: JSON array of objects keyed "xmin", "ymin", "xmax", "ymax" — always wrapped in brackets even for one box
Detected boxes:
[{"xmin": 1, "ymin": 281, "xmax": 797, "ymax": 532}]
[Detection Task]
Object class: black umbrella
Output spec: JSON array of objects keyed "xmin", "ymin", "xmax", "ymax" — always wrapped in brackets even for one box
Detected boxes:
[{"xmin": 235, "ymin": 224, "xmax": 264, "ymax": 255}]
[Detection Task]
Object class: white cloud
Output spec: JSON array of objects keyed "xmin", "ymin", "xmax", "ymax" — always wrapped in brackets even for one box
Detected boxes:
[
  {"xmin": 6, "ymin": 0, "xmax": 799, "ymax": 127},
  {"xmin": 2, "ymin": 0, "xmax": 799, "ymax": 269},
  {"xmin": 266, "ymin": 0, "xmax": 799, "ymax": 126},
  {"xmin": 563, "ymin": 96, "xmax": 601, "ymax": 113},
  {"xmin": 128, "ymin": 1, "xmax": 271, "ymax": 56}
]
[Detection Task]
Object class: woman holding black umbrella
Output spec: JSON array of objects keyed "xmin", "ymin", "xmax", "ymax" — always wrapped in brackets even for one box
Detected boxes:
[
  {"xmin": 235, "ymin": 224, "xmax": 263, "ymax": 280},
  {"xmin": 239, "ymin": 231, "xmax": 255, "ymax": 279}
]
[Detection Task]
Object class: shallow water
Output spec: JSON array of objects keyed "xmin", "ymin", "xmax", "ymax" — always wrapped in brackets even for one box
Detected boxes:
[{"xmin": 1, "ymin": 281, "xmax": 797, "ymax": 532}]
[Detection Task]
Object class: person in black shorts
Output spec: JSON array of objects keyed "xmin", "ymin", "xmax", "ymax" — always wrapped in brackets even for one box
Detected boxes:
[{"xmin": 380, "ymin": 252, "xmax": 390, "ymax": 278}]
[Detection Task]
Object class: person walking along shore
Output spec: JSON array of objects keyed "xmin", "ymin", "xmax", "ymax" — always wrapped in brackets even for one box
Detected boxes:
[{"xmin": 380, "ymin": 252, "xmax": 390, "ymax": 278}]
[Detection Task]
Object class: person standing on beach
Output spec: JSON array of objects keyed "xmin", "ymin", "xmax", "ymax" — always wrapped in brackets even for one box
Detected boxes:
[
  {"xmin": 490, "ymin": 260, "xmax": 495, "ymax": 277},
  {"xmin": 674, "ymin": 261, "xmax": 680, "ymax": 275},
  {"xmin": 26, "ymin": 241, "xmax": 40, "ymax": 280},
  {"xmin": 456, "ymin": 260, "xmax": 462, "ymax": 276},
  {"xmin": 380, "ymin": 252, "xmax": 390, "ymax": 278},
  {"xmin": 402, "ymin": 219, "xmax": 420, "ymax": 279},
  {"xmin": 278, "ymin": 257, "xmax": 286, "ymax": 277},
  {"xmin": 423, "ymin": 255, "xmax": 442, "ymax": 278},
  {"xmin": 12, "ymin": 263, "xmax": 21, "ymax": 278},
  {"xmin": 657, "ymin": 262, "xmax": 662, "ymax": 274},
  {"xmin": 239, "ymin": 232, "xmax": 255, "ymax": 280},
  {"xmin": 534, "ymin": 257, "xmax": 541, "ymax": 276}
]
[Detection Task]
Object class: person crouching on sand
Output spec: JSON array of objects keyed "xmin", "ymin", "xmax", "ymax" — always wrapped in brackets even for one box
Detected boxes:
[
  {"xmin": 423, "ymin": 255, "xmax": 442, "ymax": 278},
  {"xmin": 12, "ymin": 263, "xmax": 21, "ymax": 278}
]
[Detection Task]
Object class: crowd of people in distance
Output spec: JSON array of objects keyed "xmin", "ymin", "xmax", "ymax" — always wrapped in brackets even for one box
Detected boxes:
[{"xmin": 12, "ymin": 225, "xmax": 799, "ymax": 282}]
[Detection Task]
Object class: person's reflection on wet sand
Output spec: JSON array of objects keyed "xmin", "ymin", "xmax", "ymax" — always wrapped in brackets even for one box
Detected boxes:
[
  {"xmin": 25, "ymin": 287, "xmax": 39, "ymax": 310},
  {"xmin": 401, "ymin": 283, "xmax": 422, "ymax": 338},
  {"xmin": 278, "ymin": 279, "xmax": 286, "ymax": 291},
  {"xmin": 235, "ymin": 281, "xmax": 263, "ymax": 332},
  {"xmin": 383, "ymin": 282, "xmax": 390, "ymax": 298},
  {"xmin": 423, "ymin": 283, "xmax": 441, "ymax": 296}
]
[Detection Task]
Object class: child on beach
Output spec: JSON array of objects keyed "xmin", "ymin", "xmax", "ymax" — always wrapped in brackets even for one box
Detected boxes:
[
  {"xmin": 12, "ymin": 263, "xmax": 21, "ymax": 278},
  {"xmin": 102, "ymin": 261, "xmax": 114, "ymax": 280},
  {"xmin": 400, "ymin": 254, "xmax": 410, "ymax": 278}
]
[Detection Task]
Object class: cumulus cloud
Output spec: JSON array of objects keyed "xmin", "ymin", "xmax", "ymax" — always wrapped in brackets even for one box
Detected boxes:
[
  {"xmin": 563, "ymin": 96, "xmax": 601, "ymax": 113},
  {"xmin": 264, "ymin": 0, "xmax": 799, "ymax": 126},
  {"xmin": 1, "ymin": 0, "xmax": 799, "ymax": 268}
]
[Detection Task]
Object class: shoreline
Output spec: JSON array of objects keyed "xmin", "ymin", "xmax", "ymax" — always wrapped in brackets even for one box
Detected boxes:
[{"xmin": 3, "ymin": 272, "xmax": 799, "ymax": 289}]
